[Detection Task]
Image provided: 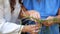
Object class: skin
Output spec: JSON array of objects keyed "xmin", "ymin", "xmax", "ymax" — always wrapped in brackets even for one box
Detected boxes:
[
  {"xmin": 22, "ymin": 8, "xmax": 60, "ymax": 26},
  {"xmin": 10, "ymin": 0, "xmax": 40, "ymax": 33},
  {"xmin": 20, "ymin": 2, "xmax": 60, "ymax": 33},
  {"xmin": 21, "ymin": 25, "xmax": 40, "ymax": 33},
  {"xmin": 43, "ymin": 8, "xmax": 60, "ymax": 26},
  {"xmin": 20, "ymin": 10, "xmax": 41, "ymax": 34},
  {"xmin": 19, "ymin": 0, "xmax": 60, "ymax": 33}
]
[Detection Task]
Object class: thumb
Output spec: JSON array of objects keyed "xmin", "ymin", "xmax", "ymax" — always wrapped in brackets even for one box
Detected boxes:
[{"xmin": 47, "ymin": 16, "xmax": 54, "ymax": 20}]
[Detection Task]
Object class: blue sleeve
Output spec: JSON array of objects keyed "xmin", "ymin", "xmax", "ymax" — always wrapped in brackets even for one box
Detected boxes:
[
  {"xmin": 23, "ymin": 0, "xmax": 33, "ymax": 10},
  {"xmin": 59, "ymin": 0, "xmax": 60, "ymax": 8}
]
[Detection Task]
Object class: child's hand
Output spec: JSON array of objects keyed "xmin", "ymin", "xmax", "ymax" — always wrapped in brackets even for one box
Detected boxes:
[
  {"xmin": 20, "ymin": 10, "xmax": 40, "ymax": 19},
  {"xmin": 28, "ymin": 10, "xmax": 40, "ymax": 22}
]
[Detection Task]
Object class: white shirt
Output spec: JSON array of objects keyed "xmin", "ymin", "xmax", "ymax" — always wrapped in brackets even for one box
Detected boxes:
[{"xmin": 0, "ymin": 0, "xmax": 24, "ymax": 34}]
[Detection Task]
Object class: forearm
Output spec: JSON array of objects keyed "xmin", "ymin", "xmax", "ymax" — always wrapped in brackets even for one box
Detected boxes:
[
  {"xmin": 53, "ymin": 8, "xmax": 60, "ymax": 24},
  {"xmin": 56, "ymin": 8, "xmax": 60, "ymax": 18},
  {"xmin": 0, "ymin": 18, "xmax": 24, "ymax": 34},
  {"xmin": 45, "ymin": 8, "xmax": 60, "ymax": 24},
  {"xmin": 1, "ymin": 22, "xmax": 24, "ymax": 34}
]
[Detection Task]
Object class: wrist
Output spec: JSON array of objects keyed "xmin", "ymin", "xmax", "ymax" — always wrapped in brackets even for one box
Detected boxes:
[
  {"xmin": 53, "ymin": 17, "xmax": 60, "ymax": 24},
  {"xmin": 21, "ymin": 26, "xmax": 25, "ymax": 32},
  {"xmin": 22, "ymin": 26, "xmax": 27, "ymax": 32}
]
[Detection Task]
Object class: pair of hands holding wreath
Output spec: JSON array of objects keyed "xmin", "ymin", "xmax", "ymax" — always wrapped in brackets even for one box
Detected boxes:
[
  {"xmin": 20, "ymin": 4, "xmax": 60, "ymax": 26},
  {"xmin": 19, "ymin": 3, "xmax": 60, "ymax": 34}
]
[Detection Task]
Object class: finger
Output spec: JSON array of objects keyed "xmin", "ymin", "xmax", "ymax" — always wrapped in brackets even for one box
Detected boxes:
[
  {"xmin": 43, "ymin": 22, "xmax": 49, "ymax": 26},
  {"xmin": 29, "ymin": 11, "xmax": 38, "ymax": 18},
  {"xmin": 33, "ymin": 30, "xmax": 40, "ymax": 32},
  {"xmin": 29, "ymin": 11, "xmax": 40, "ymax": 19},
  {"xmin": 46, "ymin": 16, "xmax": 51, "ymax": 19},
  {"xmin": 30, "ymin": 25, "xmax": 37, "ymax": 28},
  {"xmin": 35, "ymin": 13, "xmax": 38, "ymax": 19},
  {"xmin": 30, "ymin": 32, "xmax": 38, "ymax": 34},
  {"xmin": 30, "ymin": 26, "xmax": 39, "ymax": 30},
  {"xmin": 37, "ymin": 12, "xmax": 40, "ymax": 19},
  {"xmin": 33, "ymin": 26, "xmax": 39, "ymax": 30},
  {"xmin": 48, "ymin": 22, "xmax": 54, "ymax": 26},
  {"xmin": 32, "ymin": 12, "xmax": 37, "ymax": 18},
  {"xmin": 47, "ymin": 16, "xmax": 54, "ymax": 20},
  {"xmin": 34, "ymin": 12, "xmax": 40, "ymax": 19}
]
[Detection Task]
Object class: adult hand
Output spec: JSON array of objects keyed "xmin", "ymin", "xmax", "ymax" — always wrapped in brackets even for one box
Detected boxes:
[
  {"xmin": 22, "ymin": 25, "xmax": 40, "ymax": 33},
  {"xmin": 30, "ymin": 24, "xmax": 41, "ymax": 34},
  {"xmin": 43, "ymin": 16, "xmax": 54, "ymax": 26}
]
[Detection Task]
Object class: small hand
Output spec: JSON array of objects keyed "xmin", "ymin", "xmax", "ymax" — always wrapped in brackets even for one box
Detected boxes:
[
  {"xmin": 27, "ymin": 10, "xmax": 40, "ymax": 23},
  {"xmin": 28, "ymin": 10, "xmax": 40, "ymax": 19},
  {"xmin": 20, "ymin": 10, "xmax": 40, "ymax": 21}
]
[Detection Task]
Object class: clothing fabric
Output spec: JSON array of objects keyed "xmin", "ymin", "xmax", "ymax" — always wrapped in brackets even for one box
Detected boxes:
[
  {"xmin": 23, "ymin": 0, "xmax": 60, "ymax": 34},
  {"xmin": 0, "ymin": 0, "xmax": 23, "ymax": 34}
]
